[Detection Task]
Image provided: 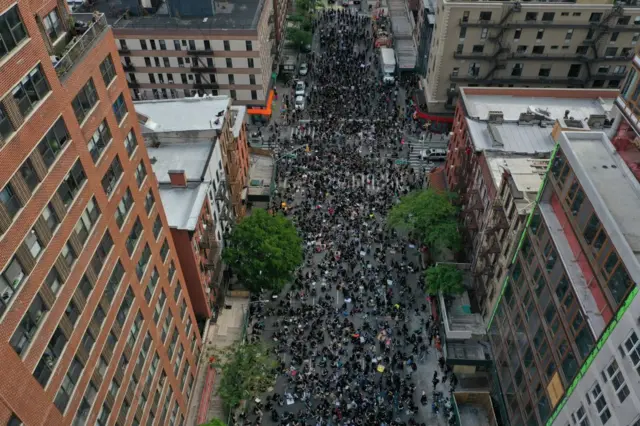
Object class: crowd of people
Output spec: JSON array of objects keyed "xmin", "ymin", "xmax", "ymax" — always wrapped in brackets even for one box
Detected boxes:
[{"xmin": 234, "ymin": 8, "xmax": 457, "ymax": 426}]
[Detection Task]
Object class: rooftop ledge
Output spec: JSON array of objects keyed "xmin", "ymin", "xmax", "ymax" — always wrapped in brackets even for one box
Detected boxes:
[{"xmin": 53, "ymin": 13, "xmax": 108, "ymax": 81}]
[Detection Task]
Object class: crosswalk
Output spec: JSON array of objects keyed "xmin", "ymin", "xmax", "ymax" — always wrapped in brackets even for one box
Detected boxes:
[
  {"xmin": 283, "ymin": 172, "xmax": 410, "ymax": 193},
  {"xmin": 290, "ymin": 126, "xmax": 317, "ymax": 140},
  {"xmin": 405, "ymin": 134, "xmax": 448, "ymax": 170}
]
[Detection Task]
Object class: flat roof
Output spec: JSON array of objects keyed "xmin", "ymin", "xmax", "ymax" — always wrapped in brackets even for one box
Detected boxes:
[
  {"xmin": 159, "ymin": 183, "xmax": 208, "ymax": 230},
  {"xmin": 230, "ymin": 106, "xmax": 247, "ymax": 138},
  {"xmin": 486, "ymin": 154, "xmax": 548, "ymax": 195},
  {"xmin": 99, "ymin": 0, "xmax": 266, "ymax": 30},
  {"xmin": 135, "ymin": 96, "xmax": 231, "ymax": 133},
  {"xmin": 560, "ymin": 131, "xmax": 640, "ymax": 281},
  {"xmin": 460, "ymin": 88, "xmax": 618, "ymax": 155},
  {"xmin": 147, "ymin": 141, "xmax": 212, "ymax": 183},
  {"xmin": 248, "ymin": 153, "xmax": 274, "ymax": 196}
]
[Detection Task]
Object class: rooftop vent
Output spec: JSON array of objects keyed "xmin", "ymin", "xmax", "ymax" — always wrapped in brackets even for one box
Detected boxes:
[
  {"xmin": 528, "ymin": 106, "xmax": 551, "ymax": 120},
  {"xmin": 587, "ymin": 114, "xmax": 607, "ymax": 129},
  {"xmin": 488, "ymin": 111, "xmax": 504, "ymax": 124}
]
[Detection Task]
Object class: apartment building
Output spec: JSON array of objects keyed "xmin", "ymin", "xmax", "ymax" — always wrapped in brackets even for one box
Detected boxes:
[
  {"xmin": 82, "ymin": 0, "xmax": 284, "ymax": 106},
  {"xmin": 0, "ymin": 0, "xmax": 202, "ymax": 425},
  {"xmin": 425, "ymin": 0, "xmax": 639, "ymax": 112},
  {"xmin": 445, "ymin": 87, "xmax": 619, "ymax": 318}
]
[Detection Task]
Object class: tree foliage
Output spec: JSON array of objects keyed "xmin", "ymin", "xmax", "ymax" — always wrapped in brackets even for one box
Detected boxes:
[
  {"xmin": 223, "ymin": 208, "xmax": 303, "ymax": 293},
  {"xmin": 287, "ymin": 28, "xmax": 313, "ymax": 51},
  {"xmin": 387, "ymin": 189, "xmax": 461, "ymax": 253},
  {"xmin": 199, "ymin": 419, "xmax": 228, "ymax": 426},
  {"xmin": 425, "ymin": 264, "xmax": 465, "ymax": 295},
  {"xmin": 212, "ymin": 341, "xmax": 278, "ymax": 410}
]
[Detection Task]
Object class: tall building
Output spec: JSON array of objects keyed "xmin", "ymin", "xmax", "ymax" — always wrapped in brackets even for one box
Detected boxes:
[
  {"xmin": 424, "ymin": 0, "xmax": 638, "ymax": 112},
  {"xmin": 0, "ymin": 1, "xmax": 201, "ymax": 425},
  {"xmin": 80, "ymin": 0, "xmax": 286, "ymax": 106},
  {"xmin": 485, "ymin": 85, "xmax": 640, "ymax": 425}
]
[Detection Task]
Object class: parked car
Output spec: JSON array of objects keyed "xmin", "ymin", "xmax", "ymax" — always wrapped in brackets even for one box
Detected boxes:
[
  {"xmin": 299, "ymin": 62, "xmax": 309, "ymax": 76},
  {"xmin": 295, "ymin": 80, "xmax": 306, "ymax": 96},
  {"xmin": 295, "ymin": 95, "xmax": 305, "ymax": 110}
]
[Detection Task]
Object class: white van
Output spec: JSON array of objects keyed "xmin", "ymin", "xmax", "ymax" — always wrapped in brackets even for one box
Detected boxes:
[{"xmin": 420, "ymin": 148, "xmax": 446, "ymax": 161}]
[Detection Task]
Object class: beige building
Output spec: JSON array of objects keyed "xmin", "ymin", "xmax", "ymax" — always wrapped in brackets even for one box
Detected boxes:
[
  {"xmin": 425, "ymin": 0, "xmax": 638, "ymax": 111},
  {"xmin": 95, "ymin": 0, "xmax": 286, "ymax": 106}
]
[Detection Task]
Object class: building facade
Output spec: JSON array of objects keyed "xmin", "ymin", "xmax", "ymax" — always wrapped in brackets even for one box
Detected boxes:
[
  {"xmin": 425, "ymin": 0, "xmax": 638, "ymax": 112},
  {"xmin": 103, "ymin": 0, "xmax": 282, "ymax": 106},
  {"xmin": 0, "ymin": 0, "xmax": 201, "ymax": 424},
  {"xmin": 487, "ymin": 127, "xmax": 640, "ymax": 426}
]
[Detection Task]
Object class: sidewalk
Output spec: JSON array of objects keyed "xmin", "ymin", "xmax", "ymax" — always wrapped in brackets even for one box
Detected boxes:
[{"xmin": 185, "ymin": 296, "xmax": 249, "ymax": 426}]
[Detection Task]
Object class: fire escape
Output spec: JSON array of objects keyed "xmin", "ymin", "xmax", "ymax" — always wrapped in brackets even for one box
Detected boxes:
[
  {"xmin": 199, "ymin": 231, "xmax": 226, "ymax": 308},
  {"xmin": 216, "ymin": 180, "xmax": 235, "ymax": 233},
  {"xmin": 483, "ymin": 2, "xmax": 521, "ymax": 81},
  {"xmin": 225, "ymin": 137, "xmax": 246, "ymax": 219},
  {"xmin": 584, "ymin": 4, "xmax": 624, "ymax": 84},
  {"xmin": 188, "ymin": 48, "xmax": 219, "ymax": 94},
  {"xmin": 473, "ymin": 199, "xmax": 509, "ymax": 305}
]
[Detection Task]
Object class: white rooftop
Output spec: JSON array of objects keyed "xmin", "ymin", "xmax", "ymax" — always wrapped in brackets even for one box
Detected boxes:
[
  {"xmin": 159, "ymin": 183, "xmax": 208, "ymax": 231},
  {"xmin": 147, "ymin": 141, "xmax": 212, "ymax": 183},
  {"xmin": 135, "ymin": 96, "xmax": 231, "ymax": 133},
  {"xmin": 560, "ymin": 131, "xmax": 640, "ymax": 279},
  {"xmin": 486, "ymin": 155, "xmax": 548, "ymax": 195},
  {"xmin": 230, "ymin": 106, "xmax": 246, "ymax": 138},
  {"xmin": 461, "ymin": 88, "xmax": 618, "ymax": 154}
]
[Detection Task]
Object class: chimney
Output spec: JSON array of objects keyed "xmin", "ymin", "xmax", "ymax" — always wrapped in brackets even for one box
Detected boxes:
[{"xmin": 168, "ymin": 170, "xmax": 187, "ymax": 187}]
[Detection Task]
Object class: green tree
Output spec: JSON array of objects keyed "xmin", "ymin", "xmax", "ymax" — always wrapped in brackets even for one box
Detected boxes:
[
  {"xmin": 198, "ymin": 419, "xmax": 227, "ymax": 426},
  {"xmin": 425, "ymin": 264, "xmax": 465, "ymax": 295},
  {"xmin": 288, "ymin": 13, "xmax": 313, "ymax": 31},
  {"xmin": 387, "ymin": 189, "xmax": 461, "ymax": 254},
  {"xmin": 287, "ymin": 28, "xmax": 313, "ymax": 51},
  {"xmin": 295, "ymin": 0, "xmax": 313, "ymax": 13},
  {"xmin": 212, "ymin": 341, "xmax": 278, "ymax": 410},
  {"xmin": 223, "ymin": 208, "xmax": 303, "ymax": 293}
]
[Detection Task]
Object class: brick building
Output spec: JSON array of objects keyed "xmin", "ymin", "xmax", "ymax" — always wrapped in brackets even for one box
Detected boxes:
[
  {"xmin": 444, "ymin": 87, "xmax": 620, "ymax": 317},
  {"xmin": 0, "ymin": 0, "xmax": 201, "ymax": 424}
]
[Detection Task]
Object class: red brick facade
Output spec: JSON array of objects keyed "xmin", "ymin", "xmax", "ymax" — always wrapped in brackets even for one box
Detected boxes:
[{"xmin": 0, "ymin": 0, "xmax": 202, "ymax": 424}]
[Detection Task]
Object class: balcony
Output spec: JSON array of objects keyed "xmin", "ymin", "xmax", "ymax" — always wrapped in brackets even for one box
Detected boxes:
[
  {"xmin": 187, "ymin": 48, "xmax": 213, "ymax": 55},
  {"xmin": 53, "ymin": 13, "xmax": 108, "ymax": 81}
]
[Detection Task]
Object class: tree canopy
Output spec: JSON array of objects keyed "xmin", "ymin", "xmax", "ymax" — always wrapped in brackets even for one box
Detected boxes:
[
  {"xmin": 212, "ymin": 341, "xmax": 278, "ymax": 410},
  {"xmin": 425, "ymin": 264, "xmax": 465, "ymax": 295},
  {"xmin": 287, "ymin": 28, "xmax": 313, "ymax": 51},
  {"xmin": 223, "ymin": 208, "xmax": 303, "ymax": 293},
  {"xmin": 387, "ymin": 189, "xmax": 461, "ymax": 254},
  {"xmin": 199, "ymin": 419, "xmax": 227, "ymax": 426}
]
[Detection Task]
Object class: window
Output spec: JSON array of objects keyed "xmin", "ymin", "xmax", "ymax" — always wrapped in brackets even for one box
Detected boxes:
[
  {"xmin": 74, "ymin": 197, "xmax": 100, "ymax": 245},
  {"xmin": 13, "ymin": 65, "xmax": 50, "ymax": 117},
  {"xmin": 153, "ymin": 215, "xmax": 162, "ymax": 239},
  {"xmin": 479, "ymin": 11, "xmax": 492, "ymax": 21},
  {"xmin": 72, "ymin": 79, "xmax": 98, "ymax": 124},
  {"xmin": 173, "ymin": 282, "xmax": 181, "ymax": 302},
  {"xmin": 64, "ymin": 299, "xmax": 80, "ymax": 326},
  {"xmin": 90, "ymin": 232, "xmax": 113, "ymax": 276},
  {"xmin": 24, "ymin": 228, "xmax": 42, "ymax": 258},
  {"xmin": 229, "ymin": 74, "xmax": 235, "ymax": 84},
  {"xmin": 54, "ymin": 356, "xmax": 84, "ymax": 412},
  {"xmin": 96, "ymin": 402, "xmax": 111, "ymax": 426},
  {"xmin": 87, "ymin": 120, "xmax": 111, "ymax": 162},
  {"xmin": 590, "ymin": 12, "xmax": 602, "ymax": 22},
  {"xmin": 45, "ymin": 267, "xmax": 62, "ymax": 295},
  {"xmin": 223, "ymin": 40, "xmax": 230, "ymax": 51},
  {"xmin": 101, "ymin": 156, "xmax": 123, "ymax": 197},
  {"xmin": 591, "ymin": 383, "xmax": 611, "ymax": 423},
  {"xmin": 43, "ymin": 8, "xmax": 62, "ymax": 42},
  {"xmin": 160, "ymin": 239, "xmax": 169, "ymax": 262},
  {"xmin": 0, "ymin": 6, "xmax": 27, "ymax": 60},
  {"xmin": 1, "ymin": 184, "xmax": 21, "ymax": 218},
  {"xmin": 541, "ymin": 12, "xmax": 554, "ymax": 22},
  {"xmin": 565, "ymin": 29, "xmax": 573, "ymax": 41},
  {"xmin": 18, "ymin": 158, "xmax": 40, "ymax": 191},
  {"xmin": 525, "ymin": 12, "xmax": 537, "ymax": 21},
  {"xmin": 124, "ymin": 130, "xmax": 138, "ymax": 157},
  {"xmin": 127, "ymin": 218, "xmax": 144, "ymax": 256},
  {"xmin": 154, "ymin": 290, "xmax": 166, "ymax": 322},
  {"xmin": 145, "ymin": 190, "xmax": 155, "ymax": 214},
  {"xmin": 33, "ymin": 328, "xmax": 68, "ymax": 386},
  {"xmin": 136, "ymin": 244, "xmax": 152, "ymax": 279},
  {"xmin": 511, "ymin": 63, "xmax": 523, "ymax": 77},
  {"xmin": 61, "ymin": 242, "xmax": 76, "ymax": 268},
  {"xmin": 10, "ymin": 293, "xmax": 48, "ymax": 355},
  {"xmin": 480, "ymin": 28, "xmax": 488, "ymax": 39},
  {"xmin": 245, "ymin": 40, "xmax": 252, "ymax": 51},
  {"xmin": 188, "ymin": 40, "xmax": 195, "ymax": 50},
  {"xmin": 38, "ymin": 118, "xmax": 70, "ymax": 168},
  {"xmin": 0, "ymin": 256, "xmax": 26, "ymax": 314},
  {"xmin": 459, "ymin": 27, "xmax": 466, "ymax": 38},
  {"xmin": 75, "ymin": 381, "xmax": 97, "ymax": 425},
  {"xmin": 135, "ymin": 161, "xmax": 147, "ymax": 187},
  {"xmin": 513, "ymin": 28, "xmax": 522, "ymax": 40},
  {"xmin": 150, "ymin": 40, "xmax": 157, "ymax": 50},
  {"xmin": 536, "ymin": 30, "xmax": 544, "ymax": 41},
  {"xmin": 169, "ymin": 261, "xmax": 176, "ymax": 282},
  {"xmin": 112, "ymin": 94, "xmax": 128, "ymax": 124},
  {"xmin": 230, "ymin": 89, "xmax": 236, "ymax": 99},
  {"xmin": 604, "ymin": 47, "xmax": 618, "ymax": 57},
  {"xmin": 248, "ymin": 58, "xmax": 254, "ymax": 68},
  {"xmin": 114, "ymin": 187, "xmax": 134, "ymax": 228},
  {"xmin": 603, "ymin": 359, "xmax": 629, "ymax": 402},
  {"xmin": 0, "ymin": 104, "xmax": 13, "ymax": 140},
  {"xmin": 58, "ymin": 161, "xmax": 86, "ymax": 209},
  {"xmin": 532, "ymin": 46, "xmax": 544, "ymax": 55},
  {"xmin": 100, "ymin": 55, "xmax": 117, "ymax": 86}
]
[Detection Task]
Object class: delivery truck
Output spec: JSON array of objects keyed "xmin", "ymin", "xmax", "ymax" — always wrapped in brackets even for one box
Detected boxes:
[{"xmin": 379, "ymin": 47, "xmax": 396, "ymax": 84}]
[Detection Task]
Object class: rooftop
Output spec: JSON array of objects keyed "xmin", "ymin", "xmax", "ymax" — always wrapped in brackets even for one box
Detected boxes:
[
  {"xmin": 136, "ymin": 96, "xmax": 231, "ymax": 133},
  {"xmin": 452, "ymin": 392, "xmax": 498, "ymax": 426},
  {"xmin": 560, "ymin": 131, "xmax": 640, "ymax": 282},
  {"xmin": 486, "ymin": 154, "xmax": 548, "ymax": 213},
  {"xmin": 78, "ymin": 0, "xmax": 266, "ymax": 30},
  {"xmin": 230, "ymin": 106, "xmax": 247, "ymax": 138},
  {"xmin": 460, "ymin": 88, "xmax": 618, "ymax": 155},
  {"xmin": 438, "ymin": 267, "xmax": 486, "ymax": 340},
  {"xmin": 159, "ymin": 183, "xmax": 208, "ymax": 231},
  {"xmin": 248, "ymin": 151, "xmax": 274, "ymax": 197},
  {"xmin": 147, "ymin": 141, "xmax": 212, "ymax": 183}
]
